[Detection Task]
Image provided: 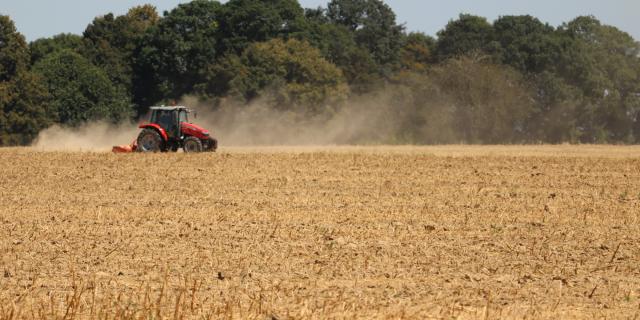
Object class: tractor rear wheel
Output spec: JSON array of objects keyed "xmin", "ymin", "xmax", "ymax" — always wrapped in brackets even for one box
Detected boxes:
[
  {"xmin": 137, "ymin": 128, "xmax": 163, "ymax": 152},
  {"xmin": 183, "ymin": 136, "xmax": 203, "ymax": 153}
]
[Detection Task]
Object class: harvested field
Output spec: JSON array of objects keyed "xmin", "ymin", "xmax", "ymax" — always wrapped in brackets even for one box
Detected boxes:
[{"xmin": 0, "ymin": 146, "xmax": 639, "ymax": 319}]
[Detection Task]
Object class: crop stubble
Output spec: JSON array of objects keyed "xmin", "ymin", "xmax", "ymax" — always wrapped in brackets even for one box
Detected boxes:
[{"xmin": 0, "ymin": 146, "xmax": 639, "ymax": 319}]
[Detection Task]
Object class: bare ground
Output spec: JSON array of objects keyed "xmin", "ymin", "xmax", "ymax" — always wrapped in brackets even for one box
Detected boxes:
[{"xmin": 0, "ymin": 146, "xmax": 639, "ymax": 319}]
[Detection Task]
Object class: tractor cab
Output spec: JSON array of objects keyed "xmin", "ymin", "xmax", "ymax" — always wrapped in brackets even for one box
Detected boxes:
[
  {"xmin": 134, "ymin": 106, "xmax": 217, "ymax": 153},
  {"xmin": 148, "ymin": 107, "xmax": 189, "ymax": 139}
]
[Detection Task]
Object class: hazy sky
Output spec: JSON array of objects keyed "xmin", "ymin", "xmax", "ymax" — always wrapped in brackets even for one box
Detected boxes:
[{"xmin": 2, "ymin": 0, "xmax": 639, "ymax": 42}]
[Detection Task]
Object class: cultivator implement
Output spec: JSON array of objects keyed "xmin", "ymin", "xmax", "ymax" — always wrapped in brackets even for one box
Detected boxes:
[{"xmin": 112, "ymin": 140, "xmax": 137, "ymax": 153}]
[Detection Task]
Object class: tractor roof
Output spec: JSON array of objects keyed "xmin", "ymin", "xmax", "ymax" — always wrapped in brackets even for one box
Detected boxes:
[{"xmin": 150, "ymin": 106, "xmax": 189, "ymax": 111}]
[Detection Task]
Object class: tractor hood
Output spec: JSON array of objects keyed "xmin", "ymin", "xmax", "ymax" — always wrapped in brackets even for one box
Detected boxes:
[{"xmin": 181, "ymin": 122, "xmax": 211, "ymax": 139}]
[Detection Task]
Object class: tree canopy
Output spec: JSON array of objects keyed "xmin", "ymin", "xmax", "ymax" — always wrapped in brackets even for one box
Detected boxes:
[
  {"xmin": 29, "ymin": 33, "xmax": 83, "ymax": 65},
  {"xmin": 33, "ymin": 50, "xmax": 132, "ymax": 126},
  {"xmin": 133, "ymin": 0, "xmax": 222, "ymax": 111},
  {"xmin": 435, "ymin": 14, "xmax": 495, "ymax": 61},
  {"xmin": 217, "ymin": 0, "xmax": 307, "ymax": 54},
  {"xmin": 82, "ymin": 5, "xmax": 160, "ymax": 98},
  {"xmin": 0, "ymin": 15, "xmax": 49, "ymax": 145},
  {"xmin": 211, "ymin": 38, "xmax": 349, "ymax": 114},
  {"xmin": 327, "ymin": 0, "xmax": 404, "ymax": 70}
]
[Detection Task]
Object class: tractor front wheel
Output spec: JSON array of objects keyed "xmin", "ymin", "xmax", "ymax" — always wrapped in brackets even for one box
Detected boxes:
[
  {"xmin": 203, "ymin": 138, "xmax": 217, "ymax": 152},
  {"xmin": 183, "ymin": 136, "xmax": 203, "ymax": 153},
  {"xmin": 137, "ymin": 128, "xmax": 163, "ymax": 152}
]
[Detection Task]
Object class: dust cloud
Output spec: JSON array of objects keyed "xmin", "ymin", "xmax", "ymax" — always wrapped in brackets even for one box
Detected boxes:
[
  {"xmin": 184, "ymin": 93, "xmax": 401, "ymax": 146},
  {"xmin": 31, "ymin": 122, "xmax": 139, "ymax": 151},
  {"xmin": 29, "ymin": 92, "xmax": 401, "ymax": 151}
]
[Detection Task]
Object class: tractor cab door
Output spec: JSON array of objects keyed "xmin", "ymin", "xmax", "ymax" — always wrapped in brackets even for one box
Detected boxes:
[
  {"xmin": 154, "ymin": 110, "xmax": 180, "ymax": 139},
  {"xmin": 177, "ymin": 109, "xmax": 189, "ymax": 136}
]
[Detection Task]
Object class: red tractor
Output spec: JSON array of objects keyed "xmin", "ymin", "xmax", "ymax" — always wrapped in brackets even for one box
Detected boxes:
[{"xmin": 113, "ymin": 106, "xmax": 217, "ymax": 153}]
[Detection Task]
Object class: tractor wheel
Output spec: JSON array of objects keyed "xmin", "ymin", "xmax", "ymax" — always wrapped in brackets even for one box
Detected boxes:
[
  {"xmin": 136, "ymin": 128, "xmax": 163, "ymax": 152},
  {"xmin": 203, "ymin": 138, "xmax": 218, "ymax": 152},
  {"xmin": 183, "ymin": 136, "xmax": 203, "ymax": 153}
]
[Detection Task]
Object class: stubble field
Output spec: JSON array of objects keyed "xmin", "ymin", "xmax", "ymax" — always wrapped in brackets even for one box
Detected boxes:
[{"xmin": 0, "ymin": 146, "xmax": 639, "ymax": 319}]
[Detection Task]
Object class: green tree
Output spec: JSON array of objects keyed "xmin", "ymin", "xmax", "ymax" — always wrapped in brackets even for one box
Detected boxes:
[
  {"xmin": 0, "ymin": 15, "xmax": 49, "ymax": 145},
  {"xmin": 133, "ymin": 0, "xmax": 222, "ymax": 110},
  {"xmin": 399, "ymin": 32, "xmax": 434, "ymax": 72},
  {"xmin": 33, "ymin": 50, "xmax": 132, "ymax": 126},
  {"xmin": 217, "ymin": 0, "xmax": 308, "ymax": 55},
  {"xmin": 82, "ymin": 5, "xmax": 159, "ymax": 104},
  {"xmin": 435, "ymin": 14, "xmax": 496, "ymax": 61},
  {"xmin": 556, "ymin": 16, "xmax": 640, "ymax": 142},
  {"xmin": 304, "ymin": 12, "xmax": 379, "ymax": 93},
  {"xmin": 29, "ymin": 33, "xmax": 83, "ymax": 65},
  {"xmin": 326, "ymin": 0, "xmax": 404, "ymax": 70},
  {"xmin": 492, "ymin": 15, "xmax": 560, "ymax": 73},
  {"xmin": 209, "ymin": 38, "xmax": 349, "ymax": 114}
]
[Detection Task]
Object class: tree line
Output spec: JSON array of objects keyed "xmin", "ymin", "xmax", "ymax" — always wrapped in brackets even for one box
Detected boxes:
[{"xmin": 1, "ymin": 0, "xmax": 639, "ymax": 145}]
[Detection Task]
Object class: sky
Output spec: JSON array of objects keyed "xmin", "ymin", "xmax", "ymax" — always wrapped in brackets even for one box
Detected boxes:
[{"xmin": 2, "ymin": 0, "xmax": 639, "ymax": 42}]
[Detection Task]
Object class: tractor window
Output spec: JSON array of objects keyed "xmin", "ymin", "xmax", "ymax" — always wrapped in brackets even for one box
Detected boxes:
[
  {"xmin": 179, "ymin": 110, "xmax": 189, "ymax": 123},
  {"xmin": 157, "ymin": 111, "xmax": 173, "ymax": 129}
]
